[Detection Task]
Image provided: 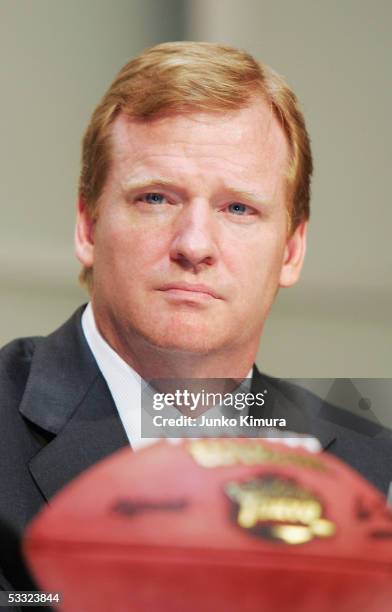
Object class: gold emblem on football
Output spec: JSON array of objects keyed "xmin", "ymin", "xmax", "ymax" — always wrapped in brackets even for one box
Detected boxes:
[{"xmin": 225, "ymin": 475, "xmax": 336, "ymax": 545}]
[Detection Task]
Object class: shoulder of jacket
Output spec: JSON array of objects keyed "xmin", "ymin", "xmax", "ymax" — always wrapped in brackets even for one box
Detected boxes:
[{"xmin": 0, "ymin": 336, "xmax": 42, "ymax": 396}]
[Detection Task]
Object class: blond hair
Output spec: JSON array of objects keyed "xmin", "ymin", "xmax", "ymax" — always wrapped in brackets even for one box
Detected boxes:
[{"xmin": 79, "ymin": 41, "xmax": 312, "ymax": 288}]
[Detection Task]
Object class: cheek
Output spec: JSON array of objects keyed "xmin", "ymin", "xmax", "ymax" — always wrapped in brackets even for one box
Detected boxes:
[
  {"xmin": 94, "ymin": 217, "xmax": 170, "ymax": 280},
  {"xmin": 223, "ymin": 231, "xmax": 286, "ymax": 291}
]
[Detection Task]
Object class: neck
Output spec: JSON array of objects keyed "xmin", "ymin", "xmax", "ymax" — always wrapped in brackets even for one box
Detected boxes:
[{"xmin": 119, "ymin": 341, "xmax": 255, "ymax": 380}]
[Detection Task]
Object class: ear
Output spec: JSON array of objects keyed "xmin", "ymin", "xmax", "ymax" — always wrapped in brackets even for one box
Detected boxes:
[
  {"xmin": 279, "ymin": 220, "xmax": 308, "ymax": 288},
  {"xmin": 74, "ymin": 197, "xmax": 95, "ymax": 268}
]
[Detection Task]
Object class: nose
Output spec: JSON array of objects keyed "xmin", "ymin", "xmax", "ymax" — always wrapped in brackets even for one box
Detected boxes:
[{"xmin": 169, "ymin": 199, "xmax": 218, "ymax": 270}]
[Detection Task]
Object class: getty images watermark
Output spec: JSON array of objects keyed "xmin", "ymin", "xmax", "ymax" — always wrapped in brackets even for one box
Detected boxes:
[{"xmin": 141, "ymin": 379, "xmax": 288, "ymax": 438}]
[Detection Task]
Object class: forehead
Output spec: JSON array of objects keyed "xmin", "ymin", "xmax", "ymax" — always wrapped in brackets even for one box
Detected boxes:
[{"xmin": 108, "ymin": 98, "xmax": 289, "ymax": 188}]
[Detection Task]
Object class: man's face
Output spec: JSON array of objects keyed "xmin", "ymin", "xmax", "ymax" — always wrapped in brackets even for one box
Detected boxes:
[{"xmin": 76, "ymin": 99, "xmax": 306, "ymax": 360}]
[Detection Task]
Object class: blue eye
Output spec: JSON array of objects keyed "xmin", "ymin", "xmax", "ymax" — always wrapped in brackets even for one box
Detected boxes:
[
  {"xmin": 227, "ymin": 203, "xmax": 250, "ymax": 215},
  {"xmin": 141, "ymin": 193, "xmax": 167, "ymax": 205}
]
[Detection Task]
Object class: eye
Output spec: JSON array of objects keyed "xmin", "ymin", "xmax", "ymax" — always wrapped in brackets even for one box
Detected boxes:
[
  {"xmin": 139, "ymin": 192, "xmax": 168, "ymax": 205},
  {"xmin": 227, "ymin": 203, "xmax": 254, "ymax": 215}
]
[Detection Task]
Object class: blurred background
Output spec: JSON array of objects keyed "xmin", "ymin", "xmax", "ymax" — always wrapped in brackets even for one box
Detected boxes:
[{"xmin": 1, "ymin": 0, "xmax": 391, "ymax": 377}]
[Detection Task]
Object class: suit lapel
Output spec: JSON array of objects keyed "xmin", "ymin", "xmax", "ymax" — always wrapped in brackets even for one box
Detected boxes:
[
  {"xmin": 28, "ymin": 375, "xmax": 129, "ymax": 501},
  {"xmin": 19, "ymin": 307, "xmax": 129, "ymax": 502}
]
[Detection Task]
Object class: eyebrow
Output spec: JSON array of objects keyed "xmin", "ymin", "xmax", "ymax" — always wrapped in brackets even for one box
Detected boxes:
[
  {"xmin": 225, "ymin": 188, "xmax": 272, "ymax": 208},
  {"xmin": 122, "ymin": 178, "xmax": 185, "ymax": 195},
  {"xmin": 122, "ymin": 178, "xmax": 272, "ymax": 207}
]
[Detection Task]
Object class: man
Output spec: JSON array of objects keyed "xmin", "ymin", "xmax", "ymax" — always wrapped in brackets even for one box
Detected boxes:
[{"xmin": 1, "ymin": 42, "xmax": 392, "ymax": 589}]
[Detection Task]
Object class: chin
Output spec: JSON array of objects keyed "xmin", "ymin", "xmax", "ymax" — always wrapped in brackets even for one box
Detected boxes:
[
  {"xmin": 136, "ymin": 315, "xmax": 231, "ymax": 356},
  {"xmin": 147, "ymin": 330, "xmax": 223, "ymax": 355}
]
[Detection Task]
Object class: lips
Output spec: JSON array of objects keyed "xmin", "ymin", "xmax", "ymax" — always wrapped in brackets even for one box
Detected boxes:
[{"xmin": 158, "ymin": 282, "xmax": 222, "ymax": 300}]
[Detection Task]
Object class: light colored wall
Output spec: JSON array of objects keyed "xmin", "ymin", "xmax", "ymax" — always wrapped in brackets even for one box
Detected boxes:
[
  {"xmin": 0, "ymin": 0, "xmax": 184, "ymax": 341},
  {"xmin": 185, "ymin": 0, "xmax": 392, "ymax": 377}
]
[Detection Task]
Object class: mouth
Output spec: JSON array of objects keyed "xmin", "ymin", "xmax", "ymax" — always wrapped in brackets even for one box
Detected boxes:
[{"xmin": 158, "ymin": 283, "xmax": 222, "ymax": 300}]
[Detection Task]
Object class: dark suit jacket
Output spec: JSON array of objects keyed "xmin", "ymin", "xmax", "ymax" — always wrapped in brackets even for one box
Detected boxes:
[{"xmin": 1, "ymin": 305, "xmax": 392, "ymax": 589}]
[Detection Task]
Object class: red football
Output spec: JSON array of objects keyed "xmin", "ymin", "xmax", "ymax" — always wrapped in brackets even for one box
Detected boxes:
[{"xmin": 24, "ymin": 439, "xmax": 392, "ymax": 611}]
